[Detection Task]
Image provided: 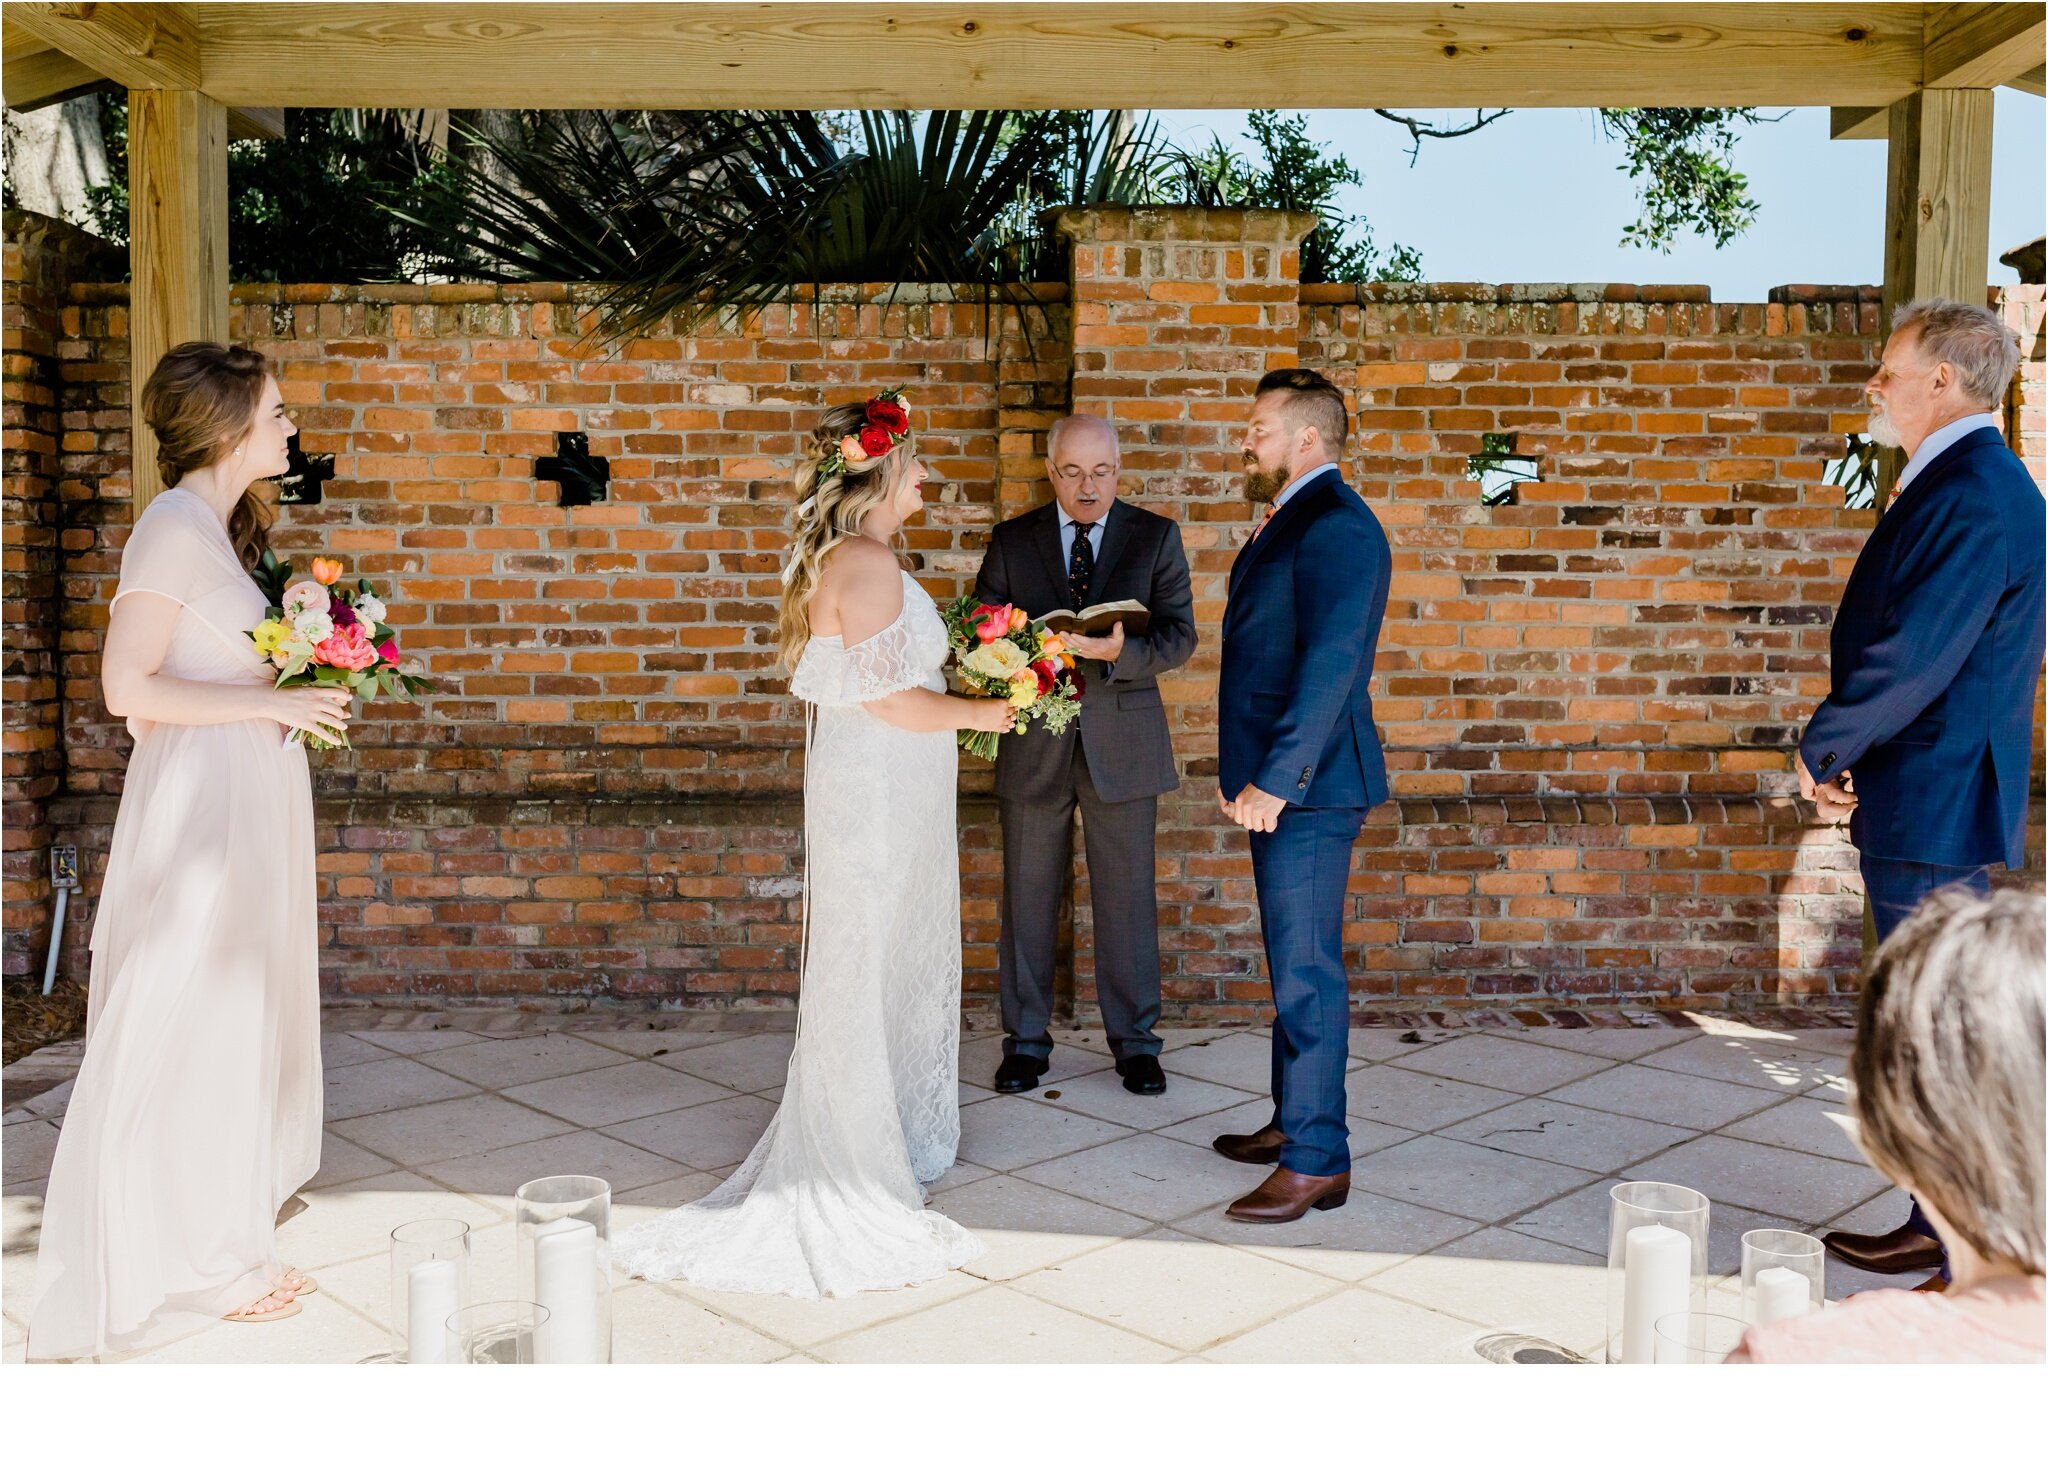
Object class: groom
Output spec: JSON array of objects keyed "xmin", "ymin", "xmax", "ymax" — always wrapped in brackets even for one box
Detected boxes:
[
  {"xmin": 974, "ymin": 414, "xmax": 1198, "ymax": 1096},
  {"xmin": 1212, "ymin": 368, "xmax": 1391, "ymax": 1223}
]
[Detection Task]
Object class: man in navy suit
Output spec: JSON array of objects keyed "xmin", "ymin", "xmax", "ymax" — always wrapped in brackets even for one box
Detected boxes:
[
  {"xmin": 1798, "ymin": 299, "xmax": 2045, "ymax": 1286},
  {"xmin": 1210, "ymin": 367, "xmax": 1392, "ymax": 1223}
]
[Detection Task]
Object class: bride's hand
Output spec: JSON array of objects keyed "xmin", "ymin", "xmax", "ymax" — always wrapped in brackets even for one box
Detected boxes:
[
  {"xmin": 960, "ymin": 697, "xmax": 1018, "ymax": 735},
  {"xmin": 269, "ymin": 685, "xmax": 352, "ymax": 743}
]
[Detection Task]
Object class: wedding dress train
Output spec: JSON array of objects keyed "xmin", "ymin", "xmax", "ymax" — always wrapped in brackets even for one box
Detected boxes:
[{"xmin": 613, "ymin": 571, "xmax": 982, "ymax": 1297}]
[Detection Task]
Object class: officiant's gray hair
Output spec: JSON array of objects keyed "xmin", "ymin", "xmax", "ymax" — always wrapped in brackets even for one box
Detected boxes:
[
  {"xmin": 1046, "ymin": 413, "xmax": 1118, "ymax": 464},
  {"xmin": 1891, "ymin": 298, "xmax": 2023, "ymax": 410},
  {"xmin": 1849, "ymin": 885, "xmax": 2044, "ymax": 1275}
]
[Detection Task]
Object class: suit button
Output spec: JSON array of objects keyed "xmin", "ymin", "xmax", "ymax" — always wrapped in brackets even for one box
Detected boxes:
[{"xmin": 1819, "ymin": 753, "xmax": 1835, "ymax": 771}]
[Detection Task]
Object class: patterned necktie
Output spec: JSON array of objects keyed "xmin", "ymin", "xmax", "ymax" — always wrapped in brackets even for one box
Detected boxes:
[
  {"xmin": 1068, "ymin": 523, "xmax": 1095, "ymax": 610},
  {"xmin": 1248, "ymin": 502, "xmax": 1278, "ymax": 543}
]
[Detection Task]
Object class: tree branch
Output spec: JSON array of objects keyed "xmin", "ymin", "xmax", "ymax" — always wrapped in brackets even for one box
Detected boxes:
[{"xmin": 1373, "ymin": 108, "xmax": 1514, "ymax": 164}]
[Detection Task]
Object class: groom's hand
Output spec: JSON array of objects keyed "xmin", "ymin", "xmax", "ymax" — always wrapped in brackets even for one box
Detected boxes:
[{"xmin": 1229, "ymin": 783, "xmax": 1286, "ymax": 833}]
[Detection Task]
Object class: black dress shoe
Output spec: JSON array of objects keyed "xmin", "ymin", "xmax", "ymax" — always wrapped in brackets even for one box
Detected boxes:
[
  {"xmin": 993, "ymin": 1054, "xmax": 1049, "ymax": 1093},
  {"xmin": 1821, "ymin": 1222, "xmax": 1947, "ymax": 1275},
  {"xmin": 1115, "ymin": 1054, "xmax": 1166, "ymax": 1095}
]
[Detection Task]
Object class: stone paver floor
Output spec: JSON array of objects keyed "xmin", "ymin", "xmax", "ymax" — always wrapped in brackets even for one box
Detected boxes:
[{"xmin": 1, "ymin": 1010, "xmax": 1916, "ymax": 1364}]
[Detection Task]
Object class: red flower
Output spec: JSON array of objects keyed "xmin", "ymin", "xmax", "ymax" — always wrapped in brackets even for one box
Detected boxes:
[
  {"xmin": 866, "ymin": 398, "xmax": 909, "ymax": 433},
  {"xmin": 1032, "ymin": 659, "xmax": 1059, "ymax": 694},
  {"xmin": 1066, "ymin": 669, "xmax": 1086, "ymax": 698},
  {"xmin": 858, "ymin": 424, "xmax": 893, "ymax": 457},
  {"xmin": 971, "ymin": 603, "xmax": 1012, "ymax": 643},
  {"xmin": 377, "ymin": 639, "xmax": 399, "ymax": 664}
]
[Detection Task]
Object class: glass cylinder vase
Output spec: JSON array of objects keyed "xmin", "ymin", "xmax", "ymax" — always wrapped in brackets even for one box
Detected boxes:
[
  {"xmin": 1742, "ymin": 1228, "xmax": 1825, "ymax": 1327},
  {"xmin": 1654, "ymin": 1309, "xmax": 1749, "ymax": 1364},
  {"xmin": 1604, "ymin": 1181, "xmax": 1709, "ymax": 1364},
  {"xmin": 447, "ymin": 1302, "xmax": 549, "ymax": 1364},
  {"xmin": 389, "ymin": 1218, "xmax": 473, "ymax": 1364},
  {"xmin": 514, "ymin": 1175, "xmax": 613, "ymax": 1364}
]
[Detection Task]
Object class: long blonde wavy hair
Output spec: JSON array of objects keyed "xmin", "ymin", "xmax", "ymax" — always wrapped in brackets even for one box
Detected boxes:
[{"xmin": 778, "ymin": 401, "xmax": 919, "ymax": 672}]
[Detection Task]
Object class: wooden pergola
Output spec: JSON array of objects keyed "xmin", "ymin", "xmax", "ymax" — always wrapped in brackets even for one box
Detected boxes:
[{"xmin": 5, "ymin": 2, "xmax": 2044, "ymax": 507}]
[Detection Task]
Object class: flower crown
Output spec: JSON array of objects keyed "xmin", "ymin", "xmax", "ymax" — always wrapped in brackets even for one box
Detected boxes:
[{"xmin": 817, "ymin": 388, "xmax": 912, "ymax": 480}]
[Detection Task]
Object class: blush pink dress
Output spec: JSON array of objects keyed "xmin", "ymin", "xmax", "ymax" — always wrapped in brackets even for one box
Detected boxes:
[
  {"xmin": 1729, "ymin": 1275, "xmax": 2045, "ymax": 1364},
  {"xmin": 27, "ymin": 488, "xmax": 322, "ymax": 1360}
]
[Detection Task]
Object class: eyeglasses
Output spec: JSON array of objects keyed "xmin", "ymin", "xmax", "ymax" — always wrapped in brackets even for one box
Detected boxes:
[{"xmin": 1051, "ymin": 465, "xmax": 1119, "ymax": 486}]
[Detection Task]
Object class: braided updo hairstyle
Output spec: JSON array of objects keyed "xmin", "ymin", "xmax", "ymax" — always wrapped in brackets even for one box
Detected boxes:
[
  {"xmin": 777, "ymin": 401, "xmax": 918, "ymax": 672},
  {"xmin": 139, "ymin": 340, "xmax": 276, "ymax": 572}
]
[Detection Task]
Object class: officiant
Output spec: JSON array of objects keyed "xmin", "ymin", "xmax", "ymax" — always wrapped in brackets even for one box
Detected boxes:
[{"xmin": 973, "ymin": 413, "xmax": 1197, "ymax": 1096}]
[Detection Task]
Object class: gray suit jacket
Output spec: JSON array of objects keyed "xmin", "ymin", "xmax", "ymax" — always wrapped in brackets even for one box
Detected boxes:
[{"xmin": 973, "ymin": 499, "xmax": 1197, "ymax": 804}]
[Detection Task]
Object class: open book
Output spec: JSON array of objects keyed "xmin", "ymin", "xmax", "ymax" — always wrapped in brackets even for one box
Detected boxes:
[{"xmin": 1036, "ymin": 599, "xmax": 1150, "ymax": 638}]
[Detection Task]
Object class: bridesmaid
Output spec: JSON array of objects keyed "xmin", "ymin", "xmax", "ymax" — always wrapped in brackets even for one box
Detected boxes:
[{"xmin": 28, "ymin": 342, "xmax": 352, "ymax": 1359}]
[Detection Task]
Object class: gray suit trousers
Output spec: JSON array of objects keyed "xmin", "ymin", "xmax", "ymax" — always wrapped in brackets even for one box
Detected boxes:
[{"xmin": 997, "ymin": 740, "xmax": 1163, "ymax": 1061}]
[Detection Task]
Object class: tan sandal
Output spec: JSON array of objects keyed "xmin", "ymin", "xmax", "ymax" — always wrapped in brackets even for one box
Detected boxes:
[
  {"xmin": 280, "ymin": 1267, "xmax": 318, "ymax": 1297},
  {"xmin": 225, "ymin": 1288, "xmax": 302, "ymax": 1323}
]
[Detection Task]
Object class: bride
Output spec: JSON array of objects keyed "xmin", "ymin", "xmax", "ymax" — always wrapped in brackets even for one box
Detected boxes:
[{"xmin": 614, "ymin": 391, "xmax": 1014, "ymax": 1298}]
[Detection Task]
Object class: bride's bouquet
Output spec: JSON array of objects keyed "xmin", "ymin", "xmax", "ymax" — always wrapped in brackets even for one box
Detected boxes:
[
  {"xmin": 248, "ymin": 553, "xmax": 432, "ymax": 750},
  {"xmin": 941, "ymin": 597, "xmax": 1084, "ymax": 761}
]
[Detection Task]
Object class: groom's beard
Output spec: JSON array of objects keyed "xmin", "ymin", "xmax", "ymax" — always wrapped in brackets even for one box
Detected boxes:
[
  {"xmin": 1242, "ymin": 456, "xmax": 1288, "ymax": 503},
  {"xmin": 1866, "ymin": 398, "xmax": 1903, "ymax": 449}
]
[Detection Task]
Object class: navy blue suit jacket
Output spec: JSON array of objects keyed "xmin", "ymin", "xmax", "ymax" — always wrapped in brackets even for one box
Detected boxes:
[
  {"xmin": 1218, "ymin": 468, "xmax": 1391, "ymax": 809},
  {"xmin": 1800, "ymin": 425, "xmax": 2046, "ymax": 868}
]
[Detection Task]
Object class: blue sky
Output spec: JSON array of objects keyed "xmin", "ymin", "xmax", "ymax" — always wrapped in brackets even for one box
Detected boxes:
[{"xmin": 1150, "ymin": 96, "xmax": 2046, "ymax": 301}]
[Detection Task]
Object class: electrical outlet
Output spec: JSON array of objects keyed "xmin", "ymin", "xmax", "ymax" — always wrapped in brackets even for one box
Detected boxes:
[{"xmin": 51, "ymin": 844, "xmax": 79, "ymax": 889}]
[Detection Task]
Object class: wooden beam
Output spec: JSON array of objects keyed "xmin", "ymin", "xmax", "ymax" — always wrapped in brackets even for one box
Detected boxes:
[
  {"xmin": 127, "ymin": 88, "xmax": 228, "ymax": 512},
  {"xmin": 1832, "ymin": 105, "xmax": 1890, "ymax": 138},
  {"xmin": 9, "ymin": 3, "xmax": 201, "ymax": 91},
  {"xmin": 1923, "ymin": 3, "xmax": 2046, "ymax": 89},
  {"xmin": 186, "ymin": 2, "xmax": 1927, "ymax": 109},
  {"xmin": 2, "ymin": 38, "xmax": 107, "ymax": 110},
  {"xmin": 2008, "ymin": 61, "xmax": 2047, "ymax": 91},
  {"xmin": 226, "ymin": 106, "xmax": 283, "ymax": 140}
]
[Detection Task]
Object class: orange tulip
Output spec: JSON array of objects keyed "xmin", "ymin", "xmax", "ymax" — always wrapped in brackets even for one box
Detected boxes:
[
  {"xmin": 1008, "ymin": 606, "xmax": 1028, "ymax": 632},
  {"xmin": 310, "ymin": 556, "xmax": 345, "ymax": 586}
]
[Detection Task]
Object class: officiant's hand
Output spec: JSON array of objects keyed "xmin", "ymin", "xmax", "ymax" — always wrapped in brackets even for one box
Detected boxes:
[
  {"xmin": 1061, "ymin": 623, "xmax": 1125, "ymax": 664},
  {"xmin": 1228, "ymin": 783, "xmax": 1286, "ymax": 833}
]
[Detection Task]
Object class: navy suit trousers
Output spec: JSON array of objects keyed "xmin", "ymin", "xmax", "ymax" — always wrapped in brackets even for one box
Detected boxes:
[
  {"xmin": 1250, "ymin": 803, "xmax": 1366, "ymax": 1177},
  {"xmin": 1862, "ymin": 853, "xmax": 1992, "ymax": 1272}
]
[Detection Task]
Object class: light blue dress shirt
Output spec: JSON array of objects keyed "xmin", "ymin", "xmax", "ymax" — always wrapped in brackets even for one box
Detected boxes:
[
  {"xmin": 1894, "ymin": 411, "xmax": 2002, "ymax": 497},
  {"xmin": 1057, "ymin": 507, "xmax": 1105, "ymax": 569}
]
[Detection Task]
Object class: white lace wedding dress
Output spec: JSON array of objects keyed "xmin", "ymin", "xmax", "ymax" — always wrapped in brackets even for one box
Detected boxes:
[{"xmin": 614, "ymin": 571, "xmax": 983, "ymax": 1298}]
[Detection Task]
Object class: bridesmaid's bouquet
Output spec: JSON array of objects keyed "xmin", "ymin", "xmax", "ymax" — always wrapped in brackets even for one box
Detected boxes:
[
  {"xmin": 248, "ymin": 553, "xmax": 431, "ymax": 750},
  {"xmin": 941, "ymin": 597, "xmax": 1084, "ymax": 761}
]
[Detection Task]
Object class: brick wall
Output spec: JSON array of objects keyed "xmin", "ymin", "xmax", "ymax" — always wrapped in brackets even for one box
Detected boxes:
[
  {"xmin": 1, "ymin": 211, "xmax": 116, "ymax": 982},
  {"xmin": 5, "ymin": 206, "xmax": 2041, "ymax": 1014}
]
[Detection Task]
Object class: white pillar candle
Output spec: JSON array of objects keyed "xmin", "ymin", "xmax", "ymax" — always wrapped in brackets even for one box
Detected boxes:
[
  {"xmin": 1622, "ymin": 1222, "xmax": 1692, "ymax": 1364},
  {"xmin": 407, "ymin": 1257, "xmax": 460, "ymax": 1364},
  {"xmin": 532, "ymin": 1217, "xmax": 600, "ymax": 1363},
  {"xmin": 1753, "ymin": 1264, "xmax": 1812, "ymax": 1326}
]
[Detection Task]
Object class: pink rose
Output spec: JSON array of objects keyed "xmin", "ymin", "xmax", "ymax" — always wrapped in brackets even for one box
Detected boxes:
[
  {"xmin": 313, "ymin": 624, "xmax": 379, "ymax": 672},
  {"xmin": 377, "ymin": 639, "xmax": 399, "ymax": 664}
]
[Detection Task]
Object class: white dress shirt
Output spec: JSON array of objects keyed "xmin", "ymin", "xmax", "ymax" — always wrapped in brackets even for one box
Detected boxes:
[{"xmin": 1894, "ymin": 411, "xmax": 2002, "ymax": 498}]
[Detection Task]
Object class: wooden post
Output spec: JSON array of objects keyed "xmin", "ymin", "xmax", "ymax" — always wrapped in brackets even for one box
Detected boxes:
[
  {"xmin": 1862, "ymin": 84, "xmax": 1995, "ymax": 958},
  {"xmin": 1872, "ymin": 87, "xmax": 1996, "ymax": 509},
  {"xmin": 127, "ymin": 88, "xmax": 228, "ymax": 510}
]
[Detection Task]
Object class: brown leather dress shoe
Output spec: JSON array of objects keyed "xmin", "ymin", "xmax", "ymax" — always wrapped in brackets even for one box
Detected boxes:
[
  {"xmin": 1212, "ymin": 1125, "xmax": 1285, "ymax": 1166},
  {"xmin": 1821, "ymin": 1223, "xmax": 1946, "ymax": 1275},
  {"xmin": 1225, "ymin": 1166, "xmax": 1350, "ymax": 1224}
]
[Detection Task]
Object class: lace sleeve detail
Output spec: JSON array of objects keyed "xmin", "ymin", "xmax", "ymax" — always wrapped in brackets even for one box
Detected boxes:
[{"xmin": 791, "ymin": 613, "xmax": 934, "ymax": 707}]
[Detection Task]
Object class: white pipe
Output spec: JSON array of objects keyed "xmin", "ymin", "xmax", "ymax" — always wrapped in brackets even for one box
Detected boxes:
[{"xmin": 41, "ymin": 886, "xmax": 68, "ymax": 996}]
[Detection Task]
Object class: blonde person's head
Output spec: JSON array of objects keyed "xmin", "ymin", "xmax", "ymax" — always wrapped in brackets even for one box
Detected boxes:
[
  {"xmin": 1850, "ymin": 886, "xmax": 2045, "ymax": 1275},
  {"xmin": 777, "ymin": 401, "xmax": 921, "ymax": 671}
]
